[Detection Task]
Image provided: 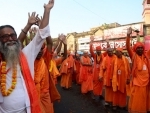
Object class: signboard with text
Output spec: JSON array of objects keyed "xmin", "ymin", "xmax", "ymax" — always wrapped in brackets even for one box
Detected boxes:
[
  {"xmin": 103, "ymin": 23, "xmax": 143, "ymax": 39},
  {"xmin": 78, "ymin": 38, "xmax": 137, "ymax": 50}
]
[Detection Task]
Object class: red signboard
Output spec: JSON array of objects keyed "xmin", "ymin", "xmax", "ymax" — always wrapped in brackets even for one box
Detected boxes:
[
  {"xmin": 92, "ymin": 38, "xmax": 137, "ymax": 50},
  {"xmin": 144, "ymin": 36, "xmax": 150, "ymax": 50},
  {"xmin": 103, "ymin": 23, "xmax": 143, "ymax": 39}
]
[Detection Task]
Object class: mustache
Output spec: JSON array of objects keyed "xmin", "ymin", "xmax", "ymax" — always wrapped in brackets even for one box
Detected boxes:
[
  {"xmin": 4, "ymin": 40, "xmax": 18, "ymax": 46},
  {"xmin": 0, "ymin": 40, "xmax": 21, "ymax": 66}
]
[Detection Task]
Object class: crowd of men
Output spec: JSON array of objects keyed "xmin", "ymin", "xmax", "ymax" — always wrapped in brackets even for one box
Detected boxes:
[{"xmin": 0, "ymin": 0, "xmax": 150, "ymax": 113}]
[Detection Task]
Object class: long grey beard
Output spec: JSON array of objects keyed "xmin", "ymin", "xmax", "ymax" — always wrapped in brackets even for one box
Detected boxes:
[{"xmin": 0, "ymin": 40, "xmax": 21, "ymax": 67}]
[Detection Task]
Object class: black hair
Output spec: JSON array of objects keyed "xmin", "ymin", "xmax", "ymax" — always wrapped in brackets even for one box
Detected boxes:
[{"xmin": 0, "ymin": 25, "xmax": 17, "ymax": 36}]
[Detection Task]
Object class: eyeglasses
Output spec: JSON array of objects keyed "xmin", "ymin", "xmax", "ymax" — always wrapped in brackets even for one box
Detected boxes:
[{"xmin": 0, "ymin": 33, "xmax": 17, "ymax": 40}]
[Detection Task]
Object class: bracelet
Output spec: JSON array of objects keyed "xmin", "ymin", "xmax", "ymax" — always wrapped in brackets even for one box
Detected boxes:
[{"xmin": 22, "ymin": 29, "xmax": 27, "ymax": 34}]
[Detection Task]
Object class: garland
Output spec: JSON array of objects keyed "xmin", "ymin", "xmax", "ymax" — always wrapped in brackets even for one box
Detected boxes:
[{"xmin": 0, "ymin": 61, "xmax": 17, "ymax": 96}]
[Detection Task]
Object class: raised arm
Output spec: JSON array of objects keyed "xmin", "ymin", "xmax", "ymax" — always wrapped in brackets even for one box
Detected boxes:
[
  {"xmin": 39, "ymin": 0, "xmax": 54, "ymax": 29},
  {"xmin": 89, "ymin": 36, "xmax": 95, "ymax": 58},
  {"xmin": 46, "ymin": 36, "xmax": 53, "ymax": 53},
  {"xmin": 54, "ymin": 35, "xmax": 63, "ymax": 54},
  {"xmin": 22, "ymin": 0, "xmax": 54, "ymax": 78},
  {"xmin": 61, "ymin": 35, "xmax": 67, "ymax": 61},
  {"xmin": 18, "ymin": 12, "xmax": 39, "ymax": 46},
  {"xmin": 126, "ymin": 27, "xmax": 134, "ymax": 58}
]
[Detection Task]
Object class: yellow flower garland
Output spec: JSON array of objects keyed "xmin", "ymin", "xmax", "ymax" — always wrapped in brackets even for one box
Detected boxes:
[
  {"xmin": 97, "ymin": 55, "xmax": 101, "ymax": 63},
  {"xmin": 0, "ymin": 61, "xmax": 17, "ymax": 96}
]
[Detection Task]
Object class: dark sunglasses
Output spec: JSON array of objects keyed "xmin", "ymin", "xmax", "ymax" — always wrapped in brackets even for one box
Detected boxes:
[{"xmin": 0, "ymin": 33, "xmax": 17, "ymax": 40}]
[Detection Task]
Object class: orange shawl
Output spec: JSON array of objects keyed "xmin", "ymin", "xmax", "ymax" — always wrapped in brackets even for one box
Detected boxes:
[
  {"xmin": 79, "ymin": 56, "xmax": 92, "ymax": 82},
  {"xmin": 42, "ymin": 47, "xmax": 61, "ymax": 102},
  {"xmin": 131, "ymin": 53, "xmax": 150, "ymax": 86},
  {"xmin": 112, "ymin": 56, "xmax": 130, "ymax": 92},
  {"xmin": 59, "ymin": 56, "xmax": 75, "ymax": 74},
  {"xmin": 19, "ymin": 52, "xmax": 42, "ymax": 113},
  {"xmin": 101, "ymin": 55, "xmax": 116, "ymax": 86}
]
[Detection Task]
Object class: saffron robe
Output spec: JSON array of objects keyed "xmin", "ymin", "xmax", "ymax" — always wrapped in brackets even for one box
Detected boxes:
[
  {"xmin": 75, "ymin": 59, "xmax": 81, "ymax": 84},
  {"xmin": 90, "ymin": 44, "xmax": 105, "ymax": 96},
  {"xmin": 79, "ymin": 56, "xmax": 93, "ymax": 94},
  {"xmin": 59, "ymin": 55, "xmax": 76, "ymax": 89},
  {"xmin": 112, "ymin": 56, "xmax": 130, "ymax": 107},
  {"xmin": 100, "ymin": 54, "xmax": 116, "ymax": 103},
  {"xmin": 34, "ymin": 58, "xmax": 54, "ymax": 113},
  {"xmin": 126, "ymin": 36, "xmax": 150, "ymax": 113},
  {"xmin": 42, "ymin": 47, "xmax": 61, "ymax": 103}
]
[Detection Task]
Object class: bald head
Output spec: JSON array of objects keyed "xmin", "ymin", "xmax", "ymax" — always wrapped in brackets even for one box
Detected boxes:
[{"xmin": 107, "ymin": 48, "xmax": 114, "ymax": 56}]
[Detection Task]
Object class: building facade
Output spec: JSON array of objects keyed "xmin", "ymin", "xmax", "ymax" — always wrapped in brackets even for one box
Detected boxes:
[{"xmin": 53, "ymin": 0, "xmax": 150, "ymax": 54}]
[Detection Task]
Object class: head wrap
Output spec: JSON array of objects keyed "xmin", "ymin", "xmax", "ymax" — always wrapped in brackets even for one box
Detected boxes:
[
  {"xmin": 116, "ymin": 48, "xmax": 123, "ymax": 52},
  {"xmin": 96, "ymin": 46, "xmax": 101, "ymax": 51},
  {"xmin": 133, "ymin": 42, "xmax": 145, "ymax": 52}
]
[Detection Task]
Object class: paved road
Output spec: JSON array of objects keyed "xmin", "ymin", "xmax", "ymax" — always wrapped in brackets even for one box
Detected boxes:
[{"xmin": 54, "ymin": 79, "xmax": 128, "ymax": 113}]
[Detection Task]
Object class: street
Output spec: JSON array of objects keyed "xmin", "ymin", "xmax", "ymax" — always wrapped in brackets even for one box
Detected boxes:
[{"xmin": 54, "ymin": 79, "xmax": 128, "ymax": 113}]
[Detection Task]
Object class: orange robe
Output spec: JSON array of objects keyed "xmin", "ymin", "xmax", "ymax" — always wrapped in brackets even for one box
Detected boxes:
[
  {"xmin": 90, "ymin": 44, "xmax": 104, "ymax": 96},
  {"xmin": 126, "ymin": 36, "xmax": 150, "ymax": 113},
  {"xmin": 100, "ymin": 54, "xmax": 116, "ymax": 103},
  {"xmin": 49, "ymin": 57, "xmax": 62, "ymax": 84},
  {"xmin": 20, "ymin": 52, "xmax": 42, "ymax": 113},
  {"xmin": 75, "ymin": 59, "xmax": 81, "ymax": 84},
  {"xmin": 34, "ymin": 58, "xmax": 54, "ymax": 113},
  {"xmin": 79, "ymin": 56, "xmax": 93, "ymax": 94},
  {"xmin": 34, "ymin": 47, "xmax": 61, "ymax": 113},
  {"xmin": 112, "ymin": 56, "xmax": 130, "ymax": 108},
  {"xmin": 59, "ymin": 55, "xmax": 76, "ymax": 89}
]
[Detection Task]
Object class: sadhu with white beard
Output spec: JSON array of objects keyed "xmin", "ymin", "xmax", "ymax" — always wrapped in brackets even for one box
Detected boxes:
[{"xmin": 0, "ymin": 0, "xmax": 54, "ymax": 113}]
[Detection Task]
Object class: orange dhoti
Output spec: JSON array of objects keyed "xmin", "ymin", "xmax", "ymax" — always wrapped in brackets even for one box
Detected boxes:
[
  {"xmin": 93, "ymin": 80, "xmax": 103, "ymax": 96},
  {"xmin": 79, "ymin": 56, "xmax": 93, "ymax": 94},
  {"xmin": 147, "ymin": 85, "xmax": 150, "ymax": 112},
  {"xmin": 60, "ymin": 71, "xmax": 72, "ymax": 89},
  {"xmin": 105, "ymin": 86, "xmax": 113, "ymax": 103},
  {"xmin": 75, "ymin": 60, "xmax": 81, "ymax": 84},
  {"xmin": 60, "ymin": 55, "xmax": 76, "ymax": 89},
  {"xmin": 81, "ymin": 74, "xmax": 93, "ymax": 93},
  {"xmin": 129, "ymin": 85, "xmax": 148, "ymax": 113},
  {"xmin": 113, "ymin": 90, "xmax": 126, "ymax": 108},
  {"xmin": 41, "ymin": 92, "xmax": 54, "ymax": 113}
]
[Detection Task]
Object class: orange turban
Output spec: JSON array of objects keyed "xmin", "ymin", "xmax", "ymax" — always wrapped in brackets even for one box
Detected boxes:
[
  {"xmin": 133, "ymin": 42, "xmax": 145, "ymax": 52},
  {"xmin": 96, "ymin": 46, "xmax": 101, "ymax": 51},
  {"xmin": 116, "ymin": 48, "xmax": 123, "ymax": 52}
]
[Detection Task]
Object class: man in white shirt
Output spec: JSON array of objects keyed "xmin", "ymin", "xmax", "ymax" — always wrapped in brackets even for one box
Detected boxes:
[{"xmin": 0, "ymin": 0, "xmax": 54, "ymax": 113}]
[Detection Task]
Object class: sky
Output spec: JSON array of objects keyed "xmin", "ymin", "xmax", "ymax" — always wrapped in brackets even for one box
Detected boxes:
[{"xmin": 0, "ymin": 0, "xmax": 143, "ymax": 38}]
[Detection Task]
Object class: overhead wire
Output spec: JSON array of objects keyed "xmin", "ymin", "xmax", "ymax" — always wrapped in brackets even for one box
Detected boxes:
[{"xmin": 72, "ymin": 0, "xmax": 110, "ymax": 23}]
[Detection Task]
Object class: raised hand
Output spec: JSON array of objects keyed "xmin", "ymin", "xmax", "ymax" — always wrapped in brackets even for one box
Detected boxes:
[
  {"xmin": 105, "ymin": 38, "xmax": 109, "ymax": 43},
  {"xmin": 28, "ymin": 12, "xmax": 39, "ymax": 26},
  {"xmin": 127, "ymin": 27, "xmax": 132, "ymax": 35},
  {"xmin": 90, "ymin": 36, "xmax": 94, "ymax": 42},
  {"xmin": 58, "ymin": 34, "xmax": 62, "ymax": 41},
  {"xmin": 44, "ymin": 0, "xmax": 54, "ymax": 10},
  {"xmin": 60, "ymin": 34, "xmax": 67, "ymax": 45},
  {"xmin": 36, "ymin": 16, "xmax": 43, "ymax": 26}
]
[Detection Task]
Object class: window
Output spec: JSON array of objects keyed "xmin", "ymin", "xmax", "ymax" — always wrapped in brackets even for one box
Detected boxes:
[{"xmin": 146, "ymin": 26, "xmax": 150, "ymax": 35}]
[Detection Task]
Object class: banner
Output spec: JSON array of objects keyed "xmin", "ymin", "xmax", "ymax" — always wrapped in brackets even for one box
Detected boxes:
[{"xmin": 103, "ymin": 23, "xmax": 143, "ymax": 39}]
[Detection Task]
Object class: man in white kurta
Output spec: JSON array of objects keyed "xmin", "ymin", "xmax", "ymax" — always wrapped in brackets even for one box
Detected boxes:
[{"xmin": 0, "ymin": 25, "xmax": 50, "ymax": 113}]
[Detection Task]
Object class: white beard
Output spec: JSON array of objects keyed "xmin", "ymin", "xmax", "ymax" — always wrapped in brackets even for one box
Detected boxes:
[{"xmin": 0, "ymin": 40, "xmax": 21, "ymax": 67}]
